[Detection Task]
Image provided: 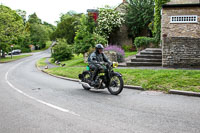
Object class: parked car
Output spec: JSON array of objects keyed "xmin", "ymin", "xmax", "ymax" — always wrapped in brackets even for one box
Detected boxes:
[{"xmin": 8, "ymin": 49, "xmax": 21, "ymax": 55}]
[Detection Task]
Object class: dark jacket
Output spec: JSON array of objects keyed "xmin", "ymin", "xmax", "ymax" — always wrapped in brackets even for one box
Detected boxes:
[{"xmin": 88, "ymin": 51, "xmax": 111, "ymax": 66}]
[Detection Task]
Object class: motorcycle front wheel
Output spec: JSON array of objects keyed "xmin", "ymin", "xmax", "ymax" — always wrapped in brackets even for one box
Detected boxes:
[{"xmin": 107, "ymin": 74, "xmax": 124, "ymax": 95}]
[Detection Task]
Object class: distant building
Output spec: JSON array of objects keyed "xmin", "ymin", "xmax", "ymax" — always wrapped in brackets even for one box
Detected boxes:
[
  {"xmin": 161, "ymin": 0, "xmax": 200, "ymax": 67},
  {"xmin": 29, "ymin": 45, "xmax": 35, "ymax": 51}
]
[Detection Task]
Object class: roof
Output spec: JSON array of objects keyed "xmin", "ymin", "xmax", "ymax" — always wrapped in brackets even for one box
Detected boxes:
[
  {"xmin": 115, "ymin": 1, "xmax": 128, "ymax": 9},
  {"xmin": 163, "ymin": 3, "xmax": 200, "ymax": 8}
]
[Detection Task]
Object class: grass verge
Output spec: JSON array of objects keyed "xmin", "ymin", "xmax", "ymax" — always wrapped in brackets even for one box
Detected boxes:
[
  {"xmin": 44, "ymin": 66, "xmax": 200, "ymax": 93},
  {"xmin": 44, "ymin": 67, "xmax": 85, "ymax": 79},
  {"xmin": 114, "ymin": 69, "xmax": 200, "ymax": 92},
  {"xmin": 50, "ymin": 54, "xmax": 88, "ymax": 67},
  {"xmin": 0, "ymin": 54, "xmax": 32, "ymax": 63},
  {"xmin": 40, "ymin": 53, "xmax": 200, "ymax": 93},
  {"xmin": 37, "ymin": 57, "xmax": 48, "ymax": 67}
]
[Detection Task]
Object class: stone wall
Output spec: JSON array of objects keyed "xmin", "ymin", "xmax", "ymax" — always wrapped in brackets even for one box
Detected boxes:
[
  {"xmin": 84, "ymin": 51, "xmax": 119, "ymax": 63},
  {"xmin": 162, "ymin": 37, "xmax": 200, "ymax": 67},
  {"xmin": 161, "ymin": 7, "xmax": 200, "ymax": 39}
]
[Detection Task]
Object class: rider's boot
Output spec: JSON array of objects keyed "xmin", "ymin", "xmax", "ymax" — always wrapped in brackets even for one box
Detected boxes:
[{"xmin": 91, "ymin": 70, "xmax": 98, "ymax": 86}]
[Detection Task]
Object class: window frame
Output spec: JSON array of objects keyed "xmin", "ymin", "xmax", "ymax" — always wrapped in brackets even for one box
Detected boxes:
[{"xmin": 170, "ymin": 15, "xmax": 198, "ymax": 24}]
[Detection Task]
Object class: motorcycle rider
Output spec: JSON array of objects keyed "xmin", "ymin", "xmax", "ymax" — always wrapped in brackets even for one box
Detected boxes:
[{"xmin": 88, "ymin": 44, "xmax": 111, "ymax": 86}]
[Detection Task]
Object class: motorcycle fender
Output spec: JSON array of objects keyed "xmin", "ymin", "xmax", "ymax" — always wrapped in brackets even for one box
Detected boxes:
[
  {"xmin": 78, "ymin": 74, "xmax": 83, "ymax": 80},
  {"xmin": 82, "ymin": 70, "xmax": 91, "ymax": 75},
  {"xmin": 112, "ymin": 72, "xmax": 122, "ymax": 77},
  {"xmin": 79, "ymin": 71, "xmax": 90, "ymax": 80}
]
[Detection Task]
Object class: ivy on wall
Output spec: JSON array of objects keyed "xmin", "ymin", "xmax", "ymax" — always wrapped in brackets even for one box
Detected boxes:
[{"xmin": 153, "ymin": 0, "xmax": 170, "ymax": 43}]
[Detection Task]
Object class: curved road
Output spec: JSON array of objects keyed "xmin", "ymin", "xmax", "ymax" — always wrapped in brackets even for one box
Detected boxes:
[{"xmin": 0, "ymin": 50, "xmax": 200, "ymax": 133}]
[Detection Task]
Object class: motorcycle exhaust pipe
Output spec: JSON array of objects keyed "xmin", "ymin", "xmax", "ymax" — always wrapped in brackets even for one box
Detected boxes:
[{"xmin": 79, "ymin": 81, "xmax": 91, "ymax": 88}]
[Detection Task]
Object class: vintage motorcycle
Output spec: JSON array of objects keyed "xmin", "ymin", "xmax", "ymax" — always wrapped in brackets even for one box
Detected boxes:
[{"xmin": 78, "ymin": 62, "xmax": 124, "ymax": 95}]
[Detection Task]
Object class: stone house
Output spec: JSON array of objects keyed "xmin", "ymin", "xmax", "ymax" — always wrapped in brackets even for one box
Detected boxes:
[
  {"xmin": 161, "ymin": 0, "xmax": 200, "ymax": 67},
  {"xmin": 109, "ymin": 0, "xmax": 151, "ymax": 47}
]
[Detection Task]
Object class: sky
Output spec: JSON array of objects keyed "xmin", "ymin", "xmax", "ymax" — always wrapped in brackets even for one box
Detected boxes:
[{"xmin": 0, "ymin": 0, "xmax": 123, "ymax": 25}]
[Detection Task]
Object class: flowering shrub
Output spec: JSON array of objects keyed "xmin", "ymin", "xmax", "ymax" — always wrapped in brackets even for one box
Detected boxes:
[
  {"xmin": 95, "ymin": 6, "xmax": 125, "ymax": 39},
  {"xmin": 104, "ymin": 45, "xmax": 125, "ymax": 56},
  {"xmin": 104, "ymin": 45, "xmax": 125, "ymax": 62}
]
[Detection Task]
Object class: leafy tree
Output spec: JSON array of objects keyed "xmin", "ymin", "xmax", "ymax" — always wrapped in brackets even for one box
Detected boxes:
[
  {"xmin": 51, "ymin": 12, "xmax": 81, "ymax": 44},
  {"xmin": 43, "ymin": 21, "xmax": 56, "ymax": 31},
  {"xmin": 153, "ymin": 0, "xmax": 170, "ymax": 43},
  {"xmin": 74, "ymin": 14, "xmax": 107, "ymax": 54},
  {"xmin": 125, "ymin": 0, "xmax": 154, "ymax": 37},
  {"xmin": 16, "ymin": 24, "xmax": 31, "ymax": 53},
  {"xmin": 29, "ymin": 23, "xmax": 49, "ymax": 49},
  {"xmin": 60, "ymin": 10, "xmax": 78, "ymax": 22},
  {"xmin": 0, "ymin": 5, "xmax": 24, "ymax": 57},
  {"xmin": 43, "ymin": 21, "xmax": 56, "ymax": 41},
  {"xmin": 27, "ymin": 13, "xmax": 51, "ymax": 49},
  {"xmin": 27, "ymin": 13, "xmax": 42, "ymax": 24},
  {"xmin": 16, "ymin": 9, "xmax": 26, "ymax": 24},
  {"xmin": 95, "ymin": 6, "xmax": 125, "ymax": 40}
]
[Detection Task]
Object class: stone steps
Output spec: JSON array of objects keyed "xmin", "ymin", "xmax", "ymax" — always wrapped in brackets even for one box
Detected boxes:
[
  {"xmin": 131, "ymin": 58, "xmax": 162, "ymax": 62},
  {"xmin": 127, "ymin": 61, "xmax": 162, "ymax": 66},
  {"xmin": 140, "ymin": 51, "xmax": 162, "ymax": 55},
  {"xmin": 136, "ymin": 54, "xmax": 162, "ymax": 59},
  {"xmin": 126, "ymin": 48, "xmax": 162, "ymax": 66}
]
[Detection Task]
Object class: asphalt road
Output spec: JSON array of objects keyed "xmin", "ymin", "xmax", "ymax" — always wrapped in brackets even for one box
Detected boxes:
[{"xmin": 0, "ymin": 50, "xmax": 200, "ymax": 133}]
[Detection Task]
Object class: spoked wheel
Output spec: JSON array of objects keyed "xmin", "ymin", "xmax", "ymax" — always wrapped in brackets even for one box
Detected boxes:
[
  {"xmin": 82, "ymin": 71, "xmax": 91, "ymax": 90},
  {"xmin": 108, "ymin": 75, "xmax": 124, "ymax": 95}
]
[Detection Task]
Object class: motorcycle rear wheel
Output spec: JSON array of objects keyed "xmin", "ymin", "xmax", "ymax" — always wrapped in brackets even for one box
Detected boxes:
[{"xmin": 107, "ymin": 75, "xmax": 124, "ymax": 95}]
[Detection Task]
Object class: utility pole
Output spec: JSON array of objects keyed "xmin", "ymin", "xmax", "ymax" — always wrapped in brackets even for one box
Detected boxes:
[{"xmin": 11, "ymin": 45, "xmax": 13, "ymax": 59}]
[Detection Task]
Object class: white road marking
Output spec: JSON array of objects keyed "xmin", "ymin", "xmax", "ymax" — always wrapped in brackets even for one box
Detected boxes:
[{"xmin": 5, "ymin": 61, "xmax": 80, "ymax": 117}]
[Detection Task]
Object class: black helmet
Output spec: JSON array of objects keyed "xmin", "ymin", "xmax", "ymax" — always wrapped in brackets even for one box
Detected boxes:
[{"xmin": 95, "ymin": 44, "xmax": 104, "ymax": 49}]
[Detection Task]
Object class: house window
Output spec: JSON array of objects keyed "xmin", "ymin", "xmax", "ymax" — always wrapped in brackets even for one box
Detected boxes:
[{"xmin": 170, "ymin": 15, "xmax": 198, "ymax": 23}]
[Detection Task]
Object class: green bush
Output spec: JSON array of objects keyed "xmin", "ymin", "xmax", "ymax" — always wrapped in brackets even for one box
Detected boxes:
[
  {"xmin": 122, "ymin": 44, "xmax": 136, "ymax": 52},
  {"xmin": 13, "ymin": 45, "xmax": 21, "ymax": 50},
  {"xmin": 21, "ymin": 47, "xmax": 31, "ymax": 53},
  {"xmin": 51, "ymin": 39, "xmax": 73, "ymax": 61},
  {"xmin": 134, "ymin": 37, "xmax": 156, "ymax": 49}
]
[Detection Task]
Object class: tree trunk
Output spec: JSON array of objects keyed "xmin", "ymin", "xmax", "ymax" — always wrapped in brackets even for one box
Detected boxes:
[{"xmin": 1, "ymin": 50, "xmax": 6, "ymax": 58}]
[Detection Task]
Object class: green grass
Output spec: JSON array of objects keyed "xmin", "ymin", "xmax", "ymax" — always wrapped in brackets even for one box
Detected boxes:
[
  {"xmin": 45, "ymin": 67, "xmax": 85, "ymax": 79},
  {"xmin": 0, "ymin": 54, "xmax": 32, "ymax": 63},
  {"xmin": 37, "ymin": 57, "xmax": 48, "ymax": 67},
  {"xmin": 125, "ymin": 51, "xmax": 137, "ymax": 58},
  {"xmin": 50, "ymin": 54, "xmax": 88, "ymax": 67},
  {"xmin": 45, "ymin": 66, "xmax": 200, "ymax": 93},
  {"xmin": 114, "ymin": 68, "xmax": 200, "ymax": 92}
]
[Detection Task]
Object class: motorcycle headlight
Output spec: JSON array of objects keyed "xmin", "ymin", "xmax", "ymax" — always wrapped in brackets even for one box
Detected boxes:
[{"xmin": 112, "ymin": 62, "xmax": 118, "ymax": 68}]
